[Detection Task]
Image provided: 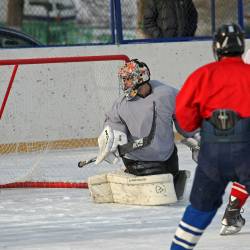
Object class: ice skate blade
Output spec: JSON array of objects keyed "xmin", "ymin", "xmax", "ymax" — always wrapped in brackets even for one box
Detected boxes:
[{"xmin": 220, "ymin": 225, "xmax": 242, "ymax": 236}]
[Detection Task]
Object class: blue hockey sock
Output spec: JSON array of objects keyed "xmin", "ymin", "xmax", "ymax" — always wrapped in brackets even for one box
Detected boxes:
[{"xmin": 170, "ymin": 204, "xmax": 216, "ymax": 249}]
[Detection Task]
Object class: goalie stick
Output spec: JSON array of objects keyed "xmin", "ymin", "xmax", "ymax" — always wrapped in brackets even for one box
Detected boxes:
[
  {"xmin": 78, "ymin": 157, "xmax": 96, "ymax": 168},
  {"xmin": 78, "ymin": 102, "xmax": 157, "ymax": 168}
]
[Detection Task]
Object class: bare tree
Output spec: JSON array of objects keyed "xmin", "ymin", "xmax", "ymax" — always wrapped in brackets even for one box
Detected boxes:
[{"xmin": 7, "ymin": 0, "xmax": 24, "ymax": 29}]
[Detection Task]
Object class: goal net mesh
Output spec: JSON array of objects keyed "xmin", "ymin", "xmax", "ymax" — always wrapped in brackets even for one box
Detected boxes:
[{"xmin": 0, "ymin": 55, "xmax": 129, "ymax": 188}]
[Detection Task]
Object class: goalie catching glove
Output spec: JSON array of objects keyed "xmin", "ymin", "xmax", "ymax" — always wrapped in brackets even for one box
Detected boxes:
[{"xmin": 95, "ymin": 125, "xmax": 128, "ymax": 164}]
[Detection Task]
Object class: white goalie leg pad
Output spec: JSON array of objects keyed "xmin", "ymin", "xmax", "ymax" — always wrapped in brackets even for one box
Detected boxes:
[
  {"xmin": 95, "ymin": 126, "xmax": 127, "ymax": 164},
  {"xmin": 107, "ymin": 171, "xmax": 178, "ymax": 205},
  {"xmin": 88, "ymin": 173, "xmax": 114, "ymax": 203}
]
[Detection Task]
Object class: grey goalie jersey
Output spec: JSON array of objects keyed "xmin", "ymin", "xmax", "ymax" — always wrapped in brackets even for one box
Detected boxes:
[{"xmin": 104, "ymin": 80, "xmax": 178, "ymax": 162}]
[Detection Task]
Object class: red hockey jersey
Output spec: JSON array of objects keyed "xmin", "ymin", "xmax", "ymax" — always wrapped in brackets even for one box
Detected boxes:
[{"xmin": 176, "ymin": 57, "xmax": 250, "ymax": 132}]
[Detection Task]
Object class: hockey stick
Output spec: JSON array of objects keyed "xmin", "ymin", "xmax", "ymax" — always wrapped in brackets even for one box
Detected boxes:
[
  {"xmin": 78, "ymin": 102, "xmax": 157, "ymax": 168},
  {"xmin": 78, "ymin": 157, "xmax": 97, "ymax": 168}
]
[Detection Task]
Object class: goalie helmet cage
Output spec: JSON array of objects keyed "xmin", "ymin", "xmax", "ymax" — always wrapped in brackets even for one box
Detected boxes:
[{"xmin": 0, "ymin": 54, "xmax": 130, "ymax": 189}]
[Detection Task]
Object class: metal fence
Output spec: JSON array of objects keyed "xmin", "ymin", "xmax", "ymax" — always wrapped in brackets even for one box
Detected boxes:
[{"xmin": 0, "ymin": 0, "xmax": 249, "ymax": 46}]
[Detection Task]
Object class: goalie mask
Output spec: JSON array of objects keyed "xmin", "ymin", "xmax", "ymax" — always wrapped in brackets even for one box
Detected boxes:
[
  {"xmin": 213, "ymin": 23, "xmax": 245, "ymax": 61},
  {"xmin": 118, "ymin": 59, "xmax": 150, "ymax": 100}
]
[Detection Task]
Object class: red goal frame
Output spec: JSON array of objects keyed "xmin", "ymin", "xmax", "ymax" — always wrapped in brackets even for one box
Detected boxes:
[{"xmin": 0, "ymin": 54, "xmax": 130, "ymax": 189}]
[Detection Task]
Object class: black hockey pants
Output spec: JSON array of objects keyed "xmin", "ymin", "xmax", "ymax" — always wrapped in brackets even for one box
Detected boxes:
[{"xmin": 122, "ymin": 145, "xmax": 179, "ymax": 177}]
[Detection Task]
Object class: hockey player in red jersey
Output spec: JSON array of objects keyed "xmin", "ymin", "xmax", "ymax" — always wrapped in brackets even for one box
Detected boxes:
[
  {"xmin": 171, "ymin": 23, "xmax": 250, "ymax": 250},
  {"xmin": 218, "ymin": 47, "xmax": 250, "ymax": 236}
]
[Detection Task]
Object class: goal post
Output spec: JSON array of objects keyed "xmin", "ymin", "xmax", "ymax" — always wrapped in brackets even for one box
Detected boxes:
[{"xmin": 0, "ymin": 54, "xmax": 130, "ymax": 189}]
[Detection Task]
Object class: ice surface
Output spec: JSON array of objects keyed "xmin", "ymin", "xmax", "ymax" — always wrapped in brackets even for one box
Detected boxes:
[{"xmin": 0, "ymin": 143, "xmax": 249, "ymax": 250}]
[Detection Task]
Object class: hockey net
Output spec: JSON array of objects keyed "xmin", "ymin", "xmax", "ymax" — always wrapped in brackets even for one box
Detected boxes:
[{"xmin": 0, "ymin": 54, "xmax": 129, "ymax": 189}]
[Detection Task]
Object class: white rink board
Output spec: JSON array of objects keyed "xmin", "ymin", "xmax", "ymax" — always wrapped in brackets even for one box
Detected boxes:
[{"xmin": 0, "ymin": 40, "xmax": 250, "ymax": 143}]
